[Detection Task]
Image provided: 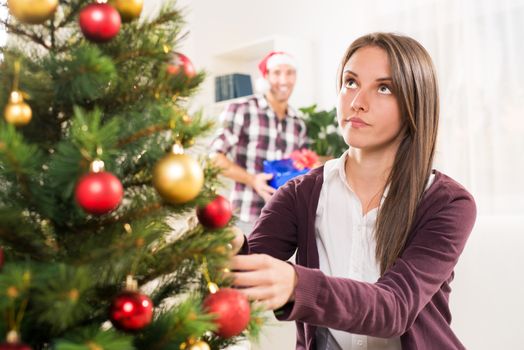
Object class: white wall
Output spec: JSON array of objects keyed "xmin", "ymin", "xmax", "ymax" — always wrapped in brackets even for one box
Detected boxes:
[
  {"xmin": 145, "ymin": 1, "xmax": 524, "ymax": 349},
  {"xmin": 450, "ymin": 215, "xmax": 524, "ymax": 350}
]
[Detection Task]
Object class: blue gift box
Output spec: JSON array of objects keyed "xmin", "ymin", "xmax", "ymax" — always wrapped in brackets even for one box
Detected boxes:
[{"xmin": 263, "ymin": 158, "xmax": 310, "ymax": 189}]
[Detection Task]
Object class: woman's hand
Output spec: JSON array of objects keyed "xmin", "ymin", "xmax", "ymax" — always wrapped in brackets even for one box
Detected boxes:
[{"xmin": 230, "ymin": 254, "xmax": 298, "ymax": 310}]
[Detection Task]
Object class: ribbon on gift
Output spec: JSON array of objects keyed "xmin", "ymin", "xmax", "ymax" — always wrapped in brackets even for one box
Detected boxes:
[{"xmin": 290, "ymin": 149, "xmax": 320, "ymax": 170}]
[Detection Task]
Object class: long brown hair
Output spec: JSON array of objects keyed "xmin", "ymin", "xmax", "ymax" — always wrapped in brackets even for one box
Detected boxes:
[{"xmin": 337, "ymin": 33, "xmax": 439, "ymax": 275}]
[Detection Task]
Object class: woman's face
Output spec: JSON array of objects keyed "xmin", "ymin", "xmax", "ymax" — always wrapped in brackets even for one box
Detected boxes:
[{"xmin": 337, "ymin": 46, "xmax": 403, "ymax": 153}]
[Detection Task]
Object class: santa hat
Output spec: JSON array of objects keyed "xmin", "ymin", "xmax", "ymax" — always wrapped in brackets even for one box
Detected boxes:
[{"xmin": 255, "ymin": 51, "xmax": 297, "ymax": 93}]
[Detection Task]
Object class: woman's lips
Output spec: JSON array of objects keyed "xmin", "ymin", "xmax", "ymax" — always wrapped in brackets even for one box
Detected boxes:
[{"xmin": 348, "ymin": 117, "xmax": 369, "ymax": 128}]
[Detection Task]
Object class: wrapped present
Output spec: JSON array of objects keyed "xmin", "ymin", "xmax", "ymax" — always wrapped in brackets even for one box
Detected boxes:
[{"xmin": 263, "ymin": 149, "xmax": 319, "ymax": 189}]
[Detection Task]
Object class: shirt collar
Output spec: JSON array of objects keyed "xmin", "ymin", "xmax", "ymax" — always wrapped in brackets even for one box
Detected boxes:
[
  {"xmin": 331, "ymin": 153, "xmax": 437, "ymax": 209},
  {"xmin": 255, "ymin": 94, "xmax": 299, "ymax": 119}
]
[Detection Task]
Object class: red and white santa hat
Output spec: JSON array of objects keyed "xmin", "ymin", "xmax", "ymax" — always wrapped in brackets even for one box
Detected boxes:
[
  {"xmin": 258, "ymin": 51, "xmax": 297, "ymax": 77},
  {"xmin": 255, "ymin": 51, "xmax": 297, "ymax": 93}
]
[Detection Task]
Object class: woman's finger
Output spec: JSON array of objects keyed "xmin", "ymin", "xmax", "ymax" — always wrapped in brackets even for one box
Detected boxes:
[
  {"xmin": 232, "ymin": 270, "xmax": 270, "ymax": 287},
  {"xmin": 236, "ymin": 286, "xmax": 274, "ymax": 303},
  {"xmin": 236, "ymin": 287, "xmax": 282, "ymax": 311},
  {"xmin": 230, "ymin": 254, "xmax": 271, "ymax": 270}
]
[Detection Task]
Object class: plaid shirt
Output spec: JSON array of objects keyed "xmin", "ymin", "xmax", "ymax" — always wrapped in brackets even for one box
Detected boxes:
[{"xmin": 210, "ymin": 94, "xmax": 308, "ymax": 223}]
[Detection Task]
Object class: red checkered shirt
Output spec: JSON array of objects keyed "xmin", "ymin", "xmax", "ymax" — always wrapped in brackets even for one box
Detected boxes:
[{"xmin": 210, "ymin": 95, "xmax": 308, "ymax": 223}]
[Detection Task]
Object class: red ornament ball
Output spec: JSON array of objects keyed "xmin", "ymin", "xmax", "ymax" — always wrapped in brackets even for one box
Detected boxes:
[
  {"xmin": 203, "ymin": 288, "xmax": 250, "ymax": 338},
  {"xmin": 0, "ymin": 331, "xmax": 31, "ymax": 350},
  {"xmin": 75, "ymin": 171, "xmax": 123, "ymax": 215},
  {"xmin": 167, "ymin": 52, "xmax": 196, "ymax": 79},
  {"xmin": 110, "ymin": 290, "xmax": 153, "ymax": 332},
  {"xmin": 0, "ymin": 342, "xmax": 32, "ymax": 350},
  {"xmin": 196, "ymin": 195, "xmax": 232, "ymax": 229},
  {"xmin": 79, "ymin": 3, "xmax": 121, "ymax": 43}
]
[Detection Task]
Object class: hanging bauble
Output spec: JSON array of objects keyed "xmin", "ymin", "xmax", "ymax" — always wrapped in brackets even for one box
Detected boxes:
[
  {"xmin": 7, "ymin": 0, "xmax": 58, "ymax": 24},
  {"xmin": 203, "ymin": 288, "xmax": 250, "ymax": 338},
  {"xmin": 109, "ymin": 290, "xmax": 153, "ymax": 331},
  {"xmin": 0, "ymin": 344, "xmax": 31, "ymax": 350},
  {"xmin": 75, "ymin": 160, "xmax": 123, "ymax": 215},
  {"xmin": 0, "ymin": 341, "xmax": 32, "ymax": 350},
  {"xmin": 167, "ymin": 52, "xmax": 196, "ymax": 79},
  {"xmin": 153, "ymin": 144, "xmax": 204, "ymax": 204},
  {"xmin": 109, "ymin": 0, "xmax": 143, "ymax": 22},
  {"xmin": 196, "ymin": 195, "xmax": 232, "ymax": 229},
  {"xmin": 79, "ymin": 3, "xmax": 121, "ymax": 43},
  {"xmin": 189, "ymin": 341, "xmax": 210, "ymax": 350},
  {"xmin": 0, "ymin": 331, "xmax": 32, "ymax": 350},
  {"xmin": 109, "ymin": 276, "xmax": 153, "ymax": 332},
  {"xmin": 4, "ymin": 91, "xmax": 32, "ymax": 127},
  {"xmin": 0, "ymin": 246, "xmax": 4, "ymax": 271}
]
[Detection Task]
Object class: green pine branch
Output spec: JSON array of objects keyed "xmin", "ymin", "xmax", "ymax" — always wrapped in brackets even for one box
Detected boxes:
[
  {"xmin": 55, "ymin": 327, "xmax": 134, "ymax": 350},
  {"xmin": 0, "ymin": 0, "xmax": 264, "ymax": 347}
]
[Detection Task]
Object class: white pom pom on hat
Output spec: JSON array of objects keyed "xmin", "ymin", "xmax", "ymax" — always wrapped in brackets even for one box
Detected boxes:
[{"xmin": 255, "ymin": 51, "xmax": 297, "ymax": 94}]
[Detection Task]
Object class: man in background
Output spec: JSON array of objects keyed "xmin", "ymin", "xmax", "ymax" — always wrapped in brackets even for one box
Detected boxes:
[{"xmin": 210, "ymin": 51, "xmax": 308, "ymax": 235}]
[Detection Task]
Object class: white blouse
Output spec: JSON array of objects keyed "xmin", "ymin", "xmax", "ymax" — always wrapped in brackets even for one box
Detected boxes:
[{"xmin": 315, "ymin": 152, "xmax": 435, "ymax": 350}]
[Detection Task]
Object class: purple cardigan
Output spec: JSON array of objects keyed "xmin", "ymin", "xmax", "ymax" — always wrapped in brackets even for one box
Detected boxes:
[{"xmin": 241, "ymin": 167, "xmax": 476, "ymax": 350}]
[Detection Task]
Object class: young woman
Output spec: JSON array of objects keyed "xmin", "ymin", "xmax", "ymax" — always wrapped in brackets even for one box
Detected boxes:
[{"xmin": 230, "ymin": 32, "xmax": 476, "ymax": 350}]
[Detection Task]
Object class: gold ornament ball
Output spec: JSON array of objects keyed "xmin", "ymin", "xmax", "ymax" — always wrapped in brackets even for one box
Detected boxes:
[
  {"xmin": 109, "ymin": 0, "xmax": 143, "ymax": 22},
  {"xmin": 4, "ymin": 91, "xmax": 32, "ymax": 126},
  {"xmin": 189, "ymin": 341, "xmax": 210, "ymax": 350},
  {"xmin": 7, "ymin": 0, "xmax": 58, "ymax": 24},
  {"xmin": 153, "ymin": 153, "xmax": 204, "ymax": 204}
]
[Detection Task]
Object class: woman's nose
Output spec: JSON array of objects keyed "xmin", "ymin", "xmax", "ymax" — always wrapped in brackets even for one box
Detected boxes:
[{"xmin": 350, "ymin": 91, "xmax": 368, "ymax": 112}]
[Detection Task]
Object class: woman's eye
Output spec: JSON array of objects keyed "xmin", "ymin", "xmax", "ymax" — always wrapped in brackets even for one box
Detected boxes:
[
  {"xmin": 345, "ymin": 79, "xmax": 357, "ymax": 89},
  {"xmin": 378, "ymin": 85, "xmax": 392, "ymax": 94}
]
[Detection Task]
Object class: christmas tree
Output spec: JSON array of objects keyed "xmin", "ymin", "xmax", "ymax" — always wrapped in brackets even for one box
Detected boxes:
[{"xmin": 0, "ymin": 1, "xmax": 261, "ymax": 349}]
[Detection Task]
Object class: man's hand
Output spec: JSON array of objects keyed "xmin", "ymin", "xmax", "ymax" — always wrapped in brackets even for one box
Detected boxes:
[
  {"xmin": 211, "ymin": 153, "xmax": 276, "ymax": 202},
  {"xmin": 250, "ymin": 173, "xmax": 276, "ymax": 202},
  {"xmin": 230, "ymin": 254, "xmax": 298, "ymax": 310}
]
